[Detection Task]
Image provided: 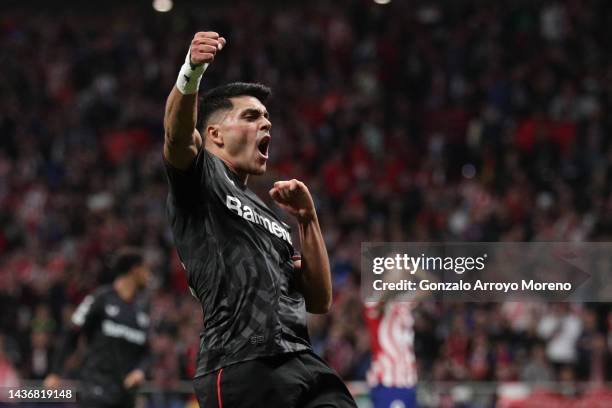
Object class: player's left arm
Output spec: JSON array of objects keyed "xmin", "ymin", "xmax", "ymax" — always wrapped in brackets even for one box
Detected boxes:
[
  {"xmin": 124, "ymin": 349, "xmax": 152, "ymax": 388},
  {"xmin": 270, "ymin": 179, "xmax": 332, "ymax": 314},
  {"xmin": 123, "ymin": 342, "xmax": 151, "ymax": 389},
  {"xmin": 124, "ymin": 303, "xmax": 152, "ymax": 389}
]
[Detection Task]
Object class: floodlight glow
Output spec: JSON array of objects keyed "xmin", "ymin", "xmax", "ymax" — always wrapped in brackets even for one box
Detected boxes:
[{"xmin": 153, "ymin": 0, "xmax": 173, "ymax": 13}]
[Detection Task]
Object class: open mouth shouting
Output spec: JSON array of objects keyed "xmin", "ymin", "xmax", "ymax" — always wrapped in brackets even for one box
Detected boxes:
[{"xmin": 257, "ymin": 134, "xmax": 271, "ymax": 160}]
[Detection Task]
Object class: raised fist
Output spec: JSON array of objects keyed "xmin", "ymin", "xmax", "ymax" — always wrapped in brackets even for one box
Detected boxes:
[
  {"xmin": 269, "ymin": 179, "xmax": 317, "ymax": 224},
  {"xmin": 189, "ymin": 31, "xmax": 226, "ymax": 66}
]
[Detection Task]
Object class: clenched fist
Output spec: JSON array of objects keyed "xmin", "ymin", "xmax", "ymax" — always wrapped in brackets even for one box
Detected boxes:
[
  {"xmin": 189, "ymin": 31, "xmax": 226, "ymax": 66},
  {"xmin": 269, "ymin": 179, "xmax": 317, "ymax": 224}
]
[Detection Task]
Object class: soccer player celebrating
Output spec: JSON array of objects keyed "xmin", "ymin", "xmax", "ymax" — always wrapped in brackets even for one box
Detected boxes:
[
  {"xmin": 44, "ymin": 248, "xmax": 152, "ymax": 408},
  {"xmin": 163, "ymin": 31, "xmax": 356, "ymax": 407}
]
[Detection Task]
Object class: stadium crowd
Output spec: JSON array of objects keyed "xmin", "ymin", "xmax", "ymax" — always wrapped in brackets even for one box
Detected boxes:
[{"xmin": 2, "ymin": 0, "xmax": 612, "ymax": 405}]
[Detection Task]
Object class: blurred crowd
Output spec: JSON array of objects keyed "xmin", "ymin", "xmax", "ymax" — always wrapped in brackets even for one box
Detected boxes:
[{"xmin": 2, "ymin": 0, "xmax": 612, "ymax": 404}]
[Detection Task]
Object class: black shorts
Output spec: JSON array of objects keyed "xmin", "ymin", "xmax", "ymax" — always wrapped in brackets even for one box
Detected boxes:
[{"xmin": 193, "ymin": 351, "xmax": 357, "ymax": 408}]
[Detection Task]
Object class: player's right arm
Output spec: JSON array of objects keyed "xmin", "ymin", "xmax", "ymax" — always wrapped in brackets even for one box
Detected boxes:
[
  {"xmin": 44, "ymin": 294, "xmax": 102, "ymax": 388},
  {"xmin": 163, "ymin": 32, "xmax": 226, "ymax": 170}
]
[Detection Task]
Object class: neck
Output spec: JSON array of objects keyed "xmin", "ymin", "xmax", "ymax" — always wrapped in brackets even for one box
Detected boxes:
[
  {"xmin": 209, "ymin": 148, "xmax": 249, "ymax": 185},
  {"xmin": 113, "ymin": 276, "xmax": 137, "ymax": 302},
  {"xmin": 225, "ymin": 161, "xmax": 249, "ymax": 185}
]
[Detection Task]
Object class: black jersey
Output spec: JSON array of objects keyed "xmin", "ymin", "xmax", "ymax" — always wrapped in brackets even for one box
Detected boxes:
[
  {"xmin": 165, "ymin": 148, "xmax": 311, "ymax": 377},
  {"xmin": 54, "ymin": 285, "xmax": 151, "ymax": 405}
]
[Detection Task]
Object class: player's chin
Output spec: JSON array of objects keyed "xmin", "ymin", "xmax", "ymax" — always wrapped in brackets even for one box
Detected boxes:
[
  {"xmin": 250, "ymin": 155, "xmax": 267, "ymax": 175},
  {"xmin": 251, "ymin": 163, "xmax": 266, "ymax": 175}
]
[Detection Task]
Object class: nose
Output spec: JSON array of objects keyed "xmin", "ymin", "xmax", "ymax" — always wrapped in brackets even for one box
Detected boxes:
[{"xmin": 260, "ymin": 117, "xmax": 272, "ymax": 132}]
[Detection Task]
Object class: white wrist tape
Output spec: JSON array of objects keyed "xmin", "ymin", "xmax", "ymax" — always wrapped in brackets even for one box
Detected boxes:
[{"xmin": 175, "ymin": 48, "xmax": 209, "ymax": 95}]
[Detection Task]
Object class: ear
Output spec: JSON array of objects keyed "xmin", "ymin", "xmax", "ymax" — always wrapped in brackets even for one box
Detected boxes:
[{"xmin": 206, "ymin": 125, "xmax": 224, "ymax": 147}]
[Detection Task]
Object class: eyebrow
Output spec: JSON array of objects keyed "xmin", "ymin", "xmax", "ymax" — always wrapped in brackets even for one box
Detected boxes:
[{"xmin": 240, "ymin": 108, "xmax": 269, "ymax": 119}]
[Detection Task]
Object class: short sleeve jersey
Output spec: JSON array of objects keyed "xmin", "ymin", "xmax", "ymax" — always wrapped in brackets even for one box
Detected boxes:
[{"xmin": 165, "ymin": 148, "xmax": 311, "ymax": 377}]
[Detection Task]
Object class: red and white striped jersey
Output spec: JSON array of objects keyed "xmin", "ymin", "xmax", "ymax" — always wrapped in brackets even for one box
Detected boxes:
[{"xmin": 364, "ymin": 301, "xmax": 418, "ymax": 388}]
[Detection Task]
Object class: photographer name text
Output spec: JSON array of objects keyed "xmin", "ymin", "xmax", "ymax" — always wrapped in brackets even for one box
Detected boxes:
[{"xmin": 373, "ymin": 279, "xmax": 572, "ymax": 292}]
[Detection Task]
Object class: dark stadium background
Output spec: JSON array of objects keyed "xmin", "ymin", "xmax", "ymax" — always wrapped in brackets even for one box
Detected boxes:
[{"xmin": 2, "ymin": 0, "xmax": 612, "ymax": 406}]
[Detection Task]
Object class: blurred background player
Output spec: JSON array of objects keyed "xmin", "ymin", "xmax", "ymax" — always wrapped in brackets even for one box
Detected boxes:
[
  {"xmin": 44, "ymin": 247, "xmax": 152, "ymax": 408},
  {"xmin": 163, "ymin": 31, "xmax": 356, "ymax": 407},
  {"xmin": 364, "ymin": 263, "xmax": 424, "ymax": 408},
  {"xmin": 365, "ymin": 301, "xmax": 418, "ymax": 408}
]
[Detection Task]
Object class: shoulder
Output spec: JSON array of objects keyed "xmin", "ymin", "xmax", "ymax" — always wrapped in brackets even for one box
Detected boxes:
[
  {"xmin": 135, "ymin": 291, "xmax": 152, "ymax": 310},
  {"xmin": 91, "ymin": 285, "xmax": 114, "ymax": 301},
  {"xmin": 164, "ymin": 146, "xmax": 225, "ymax": 190},
  {"xmin": 71, "ymin": 287, "xmax": 110, "ymax": 326},
  {"xmin": 75, "ymin": 286, "xmax": 113, "ymax": 311}
]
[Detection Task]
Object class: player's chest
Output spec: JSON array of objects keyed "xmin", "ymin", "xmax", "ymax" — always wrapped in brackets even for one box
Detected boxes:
[
  {"xmin": 207, "ymin": 182, "xmax": 293, "ymax": 250},
  {"xmin": 99, "ymin": 301, "xmax": 150, "ymax": 345}
]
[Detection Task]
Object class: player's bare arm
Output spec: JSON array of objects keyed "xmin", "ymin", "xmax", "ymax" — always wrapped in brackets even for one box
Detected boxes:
[
  {"xmin": 270, "ymin": 179, "xmax": 332, "ymax": 314},
  {"xmin": 163, "ymin": 31, "xmax": 226, "ymax": 170}
]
